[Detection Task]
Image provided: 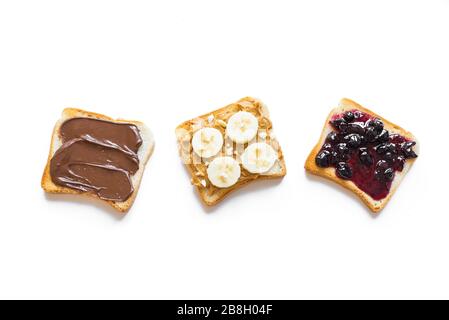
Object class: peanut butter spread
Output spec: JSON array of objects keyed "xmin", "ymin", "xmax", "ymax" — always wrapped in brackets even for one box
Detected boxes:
[{"xmin": 50, "ymin": 118, "xmax": 142, "ymax": 202}]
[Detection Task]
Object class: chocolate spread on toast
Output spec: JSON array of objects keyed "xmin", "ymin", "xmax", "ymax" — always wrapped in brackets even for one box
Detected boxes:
[{"xmin": 50, "ymin": 118, "xmax": 142, "ymax": 202}]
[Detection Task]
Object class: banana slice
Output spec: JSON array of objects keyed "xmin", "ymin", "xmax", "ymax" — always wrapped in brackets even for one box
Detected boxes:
[
  {"xmin": 192, "ymin": 128, "xmax": 224, "ymax": 158},
  {"xmin": 207, "ymin": 156, "xmax": 241, "ymax": 188},
  {"xmin": 242, "ymin": 142, "xmax": 278, "ymax": 174},
  {"xmin": 226, "ymin": 111, "xmax": 259, "ymax": 144}
]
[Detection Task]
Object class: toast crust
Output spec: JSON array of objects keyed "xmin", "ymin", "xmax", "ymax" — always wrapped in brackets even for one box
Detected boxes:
[
  {"xmin": 41, "ymin": 108, "xmax": 154, "ymax": 213},
  {"xmin": 176, "ymin": 97, "xmax": 287, "ymax": 206},
  {"xmin": 305, "ymin": 98, "xmax": 418, "ymax": 213}
]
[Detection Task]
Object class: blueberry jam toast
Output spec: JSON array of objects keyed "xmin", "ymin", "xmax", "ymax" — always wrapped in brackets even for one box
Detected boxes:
[{"xmin": 305, "ymin": 98, "xmax": 419, "ymax": 213}]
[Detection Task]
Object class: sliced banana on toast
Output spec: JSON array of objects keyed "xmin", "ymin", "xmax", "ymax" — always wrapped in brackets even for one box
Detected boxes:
[
  {"xmin": 242, "ymin": 142, "xmax": 278, "ymax": 174},
  {"xmin": 192, "ymin": 127, "xmax": 223, "ymax": 158},
  {"xmin": 226, "ymin": 111, "xmax": 259, "ymax": 144},
  {"xmin": 207, "ymin": 156, "xmax": 241, "ymax": 188},
  {"xmin": 175, "ymin": 97, "xmax": 287, "ymax": 206}
]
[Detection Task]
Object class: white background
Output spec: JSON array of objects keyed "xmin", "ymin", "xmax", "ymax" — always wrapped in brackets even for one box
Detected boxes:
[{"xmin": 0, "ymin": 0, "xmax": 448, "ymax": 300}]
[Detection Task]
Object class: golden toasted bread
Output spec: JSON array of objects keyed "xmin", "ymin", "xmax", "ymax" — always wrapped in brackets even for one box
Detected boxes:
[
  {"xmin": 176, "ymin": 97, "xmax": 287, "ymax": 206},
  {"xmin": 41, "ymin": 108, "xmax": 155, "ymax": 213},
  {"xmin": 305, "ymin": 98, "xmax": 419, "ymax": 213}
]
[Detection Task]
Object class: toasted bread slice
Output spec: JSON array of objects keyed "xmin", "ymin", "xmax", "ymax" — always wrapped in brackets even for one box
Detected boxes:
[
  {"xmin": 41, "ymin": 108, "xmax": 155, "ymax": 213},
  {"xmin": 176, "ymin": 97, "xmax": 287, "ymax": 206},
  {"xmin": 305, "ymin": 98, "xmax": 419, "ymax": 213}
]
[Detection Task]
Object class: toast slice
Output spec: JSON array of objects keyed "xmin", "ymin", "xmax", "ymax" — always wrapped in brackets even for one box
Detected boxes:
[
  {"xmin": 41, "ymin": 108, "xmax": 155, "ymax": 213},
  {"xmin": 305, "ymin": 98, "xmax": 419, "ymax": 213},
  {"xmin": 176, "ymin": 97, "xmax": 287, "ymax": 206}
]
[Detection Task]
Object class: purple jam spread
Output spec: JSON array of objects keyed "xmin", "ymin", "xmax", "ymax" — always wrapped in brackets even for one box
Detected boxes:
[{"xmin": 315, "ymin": 110, "xmax": 418, "ymax": 200}]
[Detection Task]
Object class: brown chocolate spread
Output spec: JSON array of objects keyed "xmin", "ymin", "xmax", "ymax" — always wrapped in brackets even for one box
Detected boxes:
[{"xmin": 50, "ymin": 118, "xmax": 143, "ymax": 202}]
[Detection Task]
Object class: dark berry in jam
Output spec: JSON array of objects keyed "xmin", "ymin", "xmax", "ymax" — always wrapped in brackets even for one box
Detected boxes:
[
  {"xmin": 402, "ymin": 141, "xmax": 418, "ymax": 159},
  {"xmin": 347, "ymin": 123, "xmax": 365, "ymax": 135},
  {"xmin": 335, "ymin": 143, "xmax": 350, "ymax": 161},
  {"xmin": 339, "ymin": 122, "xmax": 349, "ymax": 133},
  {"xmin": 353, "ymin": 111, "xmax": 363, "ymax": 120},
  {"xmin": 385, "ymin": 152, "xmax": 395, "ymax": 163},
  {"xmin": 374, "ymin": 160, "xmax": 393, "ymax": 182},
  {"xmin": 377, "ymin": 129, "xmax": 390, "ymax": 143},
  {"xmin": 316, "ymin": 150, "xmax": 332, "ymax": 168},
  {"xmin": 345, "ymin": 134, "xmax": 362, "ymax": 149},
  {"xmin": 359, "ymin": 149, "xmax": 374, "ymax": 166},
  {"xmin": 376, "ymin": 159, "xmax": 389, "ymax": 169},
  {"xmin": 402, "ymin": 141, "xmax": 416, "ymax": 150},
  {"xmin": 386, "ymin": 143, "xmax": 397, "ymax": 153},
  {"xmin": 330, "ymin": 151, "xmax": 338, "ymax": 165},
  {"xmin": 326, "ymin": 131, "xmax": 339, "ymax": 143},
  {"xmin": 331, "ymin": 118, "xmax": 346, "ymax": 131},
  {"xmin": 336, "ymin": 162, "xmax": 352, "ymax": 180},
  {"xmin": 343, "ymin": 111, "xmax": 355, "ymax": 122},
  {"xmin": 404, "ymin": 148, "xmax": 418, "ymax": 159},
  {"xmin": 395, "ymin": 156, "xmax": 406, "ymax": 171},
  {"xmin": 365, "ymin": 127, "xmax": 377, "ymax": 142},
  {"xmin": 375, "ymin": 165, "xmax": 395, "ymax": 183},
  {"xmin": 384, "ymin": 168, "xmax": 395, "ymax": 182},
  {"xmin": 315, "ymin": 109, "xmax": 418, "ymax": 201},
  {"xmin": 369, "ymin": 118, "xmax": 384, "ymax": 134},
  {"xmin": 375, "ymin": 143, "xmax": 388, "ymax": 154},
  {"xmin": 359, "ymin": 147, "xmax": 368, "ymax": 153}
]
